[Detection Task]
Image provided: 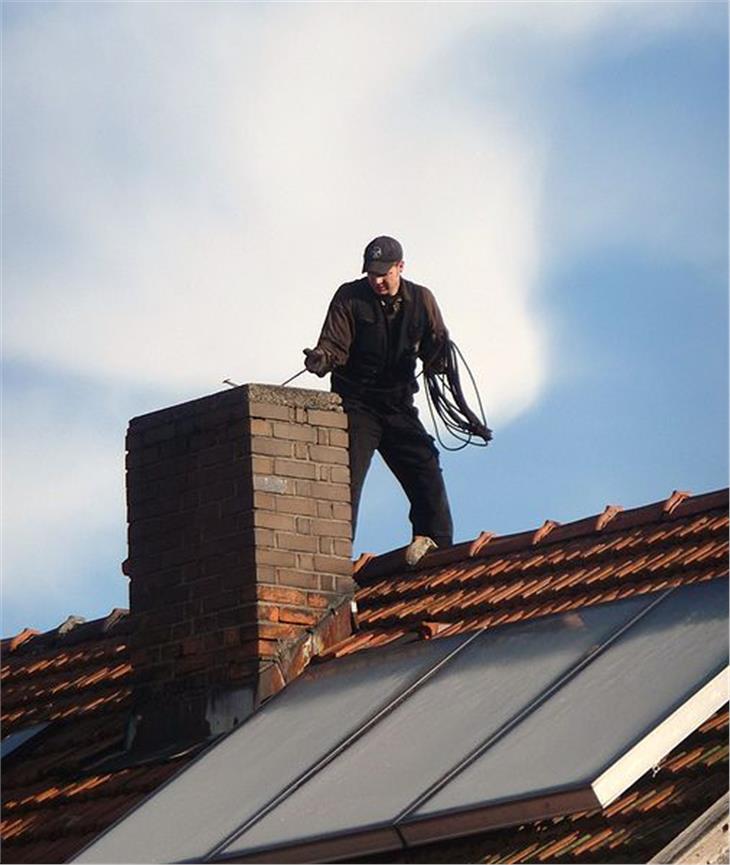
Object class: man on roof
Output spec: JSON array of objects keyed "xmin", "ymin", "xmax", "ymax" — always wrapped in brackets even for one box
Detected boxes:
[{"xmin": 304, "ymin": 235, "xmax": 453, "ymax": 566}]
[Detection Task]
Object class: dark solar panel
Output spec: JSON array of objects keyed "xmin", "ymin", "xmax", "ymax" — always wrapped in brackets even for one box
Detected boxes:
[
  {"xmin": 74, "ymin": 580, "xmax": 728, "ymax": 864},
  {"xmin": 218, "ymin": 592, "xmax": 664, "ymax": 859},
  {"xmin": 73, "ymin": 631, "xmax": 473, "ymax": 864},
  {"xmin": 401, "ymin": 578, "xmax": 728, "ymax": 845}
]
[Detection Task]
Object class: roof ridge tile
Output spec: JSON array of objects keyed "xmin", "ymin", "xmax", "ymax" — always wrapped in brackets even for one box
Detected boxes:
[
  {"xmin": 351, "ymin": 487, "xmax": 727, "ymax": 586},
  {"xmin": 4, "ymin": 629, "xmax": 41, "ymax": 653}
]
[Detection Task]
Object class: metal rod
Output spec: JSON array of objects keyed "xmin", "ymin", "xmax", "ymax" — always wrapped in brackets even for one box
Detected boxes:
[{"xmin": 280, "ymin": 368, "xmax": 307, "ymax": 387}]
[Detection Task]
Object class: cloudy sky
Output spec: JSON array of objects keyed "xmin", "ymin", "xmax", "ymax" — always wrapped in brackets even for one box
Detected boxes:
[{"xmin": 3, "ymin": 1, "xmax": 727, "ymax": 637}]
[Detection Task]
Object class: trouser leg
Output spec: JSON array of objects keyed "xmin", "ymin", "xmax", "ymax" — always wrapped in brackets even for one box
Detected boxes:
[
  {"xmin": 344, "ymin": 406, "xmax": 383, "ymax": 541},
  {"xmin": 378, "ymin": 407, "xmax": 453, "ymax": 548}
]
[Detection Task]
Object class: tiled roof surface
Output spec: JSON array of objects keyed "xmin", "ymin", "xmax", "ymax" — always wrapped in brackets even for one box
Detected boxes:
[
  {"xmin": 2, "ymin": 488, "xmax": 727, "ymax": 864},
  {"xmin": 336, "ymin": 488, "xmax": 729, "ymax": 658},
  {"xmin": 1, "ymin": 612, "xmax": 200, "ymax": 864}
]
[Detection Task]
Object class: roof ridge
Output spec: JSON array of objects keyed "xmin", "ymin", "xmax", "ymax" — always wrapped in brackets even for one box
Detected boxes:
[
  {"xmin": 2, "ymin": 609, "xmax": 131, "ymax": 654},
  {"xmin": 354, "ymin": 526, "xmax": 728, "ymax": 609},
  {"xmin": 354, "ymin": 487, "xmax": 729, "ymax": 585}
]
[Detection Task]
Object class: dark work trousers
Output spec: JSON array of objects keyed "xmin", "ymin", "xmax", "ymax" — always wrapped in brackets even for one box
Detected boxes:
[{"xmin": 345, "ymin": 400, "xmax": 453, "ymax": 548}]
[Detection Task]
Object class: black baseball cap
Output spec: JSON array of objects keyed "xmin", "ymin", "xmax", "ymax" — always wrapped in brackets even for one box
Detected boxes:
[{"xmin": 362, "ymin": 236, "xmax": 403, "ymax": 275}]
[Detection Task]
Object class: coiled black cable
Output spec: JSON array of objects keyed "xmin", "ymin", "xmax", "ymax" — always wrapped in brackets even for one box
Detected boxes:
[{"xmin": 423, "ymin": 340, "xmax": 493, "ymax": 451}]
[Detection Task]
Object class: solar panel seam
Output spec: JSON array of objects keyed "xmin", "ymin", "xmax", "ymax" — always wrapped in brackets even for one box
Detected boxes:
[
  {"xmin": 392, "ymin": 587, "xmax": 676, "ymax": 829},
  {"xmin": 200, "ymin": 629, "xmax": 483, "ymax": 862}
]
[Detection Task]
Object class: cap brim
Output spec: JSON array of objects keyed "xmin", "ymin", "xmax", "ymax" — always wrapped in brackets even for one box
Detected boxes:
[{"xmin": 362, "ymin": 260, "xmax": 396, "ymax": 275}]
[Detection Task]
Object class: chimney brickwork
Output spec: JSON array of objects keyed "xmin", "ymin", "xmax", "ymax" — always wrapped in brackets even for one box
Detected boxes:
[{"xmin": 124, "ymin": 384, "xmax": 353, "ymax": 748}]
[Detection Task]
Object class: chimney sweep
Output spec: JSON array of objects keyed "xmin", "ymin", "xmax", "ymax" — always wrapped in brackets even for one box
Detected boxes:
[{"xmin": 304, "ymin": 236, "xmax": 491, "ymax": 567}]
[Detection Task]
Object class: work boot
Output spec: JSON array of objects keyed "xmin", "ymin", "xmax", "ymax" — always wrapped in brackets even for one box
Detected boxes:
[{"xmin": 405, "ymin": 535, "xmax": 437, "ymax": 567}]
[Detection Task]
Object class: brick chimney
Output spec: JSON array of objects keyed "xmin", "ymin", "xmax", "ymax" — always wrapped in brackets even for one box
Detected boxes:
[{"xmin": 123, "ymin": 384, "xmax": 354, "ymax": 751}]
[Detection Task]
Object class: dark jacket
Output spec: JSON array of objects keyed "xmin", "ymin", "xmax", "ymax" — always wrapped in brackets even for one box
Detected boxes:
[{"xmin": 314, "ymin": 277, "xmax": 448, "ymax": 406}]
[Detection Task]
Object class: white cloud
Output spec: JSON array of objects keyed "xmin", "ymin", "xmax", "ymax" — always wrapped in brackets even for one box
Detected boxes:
[
  {"xmin": 4, "ymin": 2, "xmax": 713, "ymax": 419},
  {"xmin": 2, "ymin": 2, "xmax": 721, "ymax": 632}
]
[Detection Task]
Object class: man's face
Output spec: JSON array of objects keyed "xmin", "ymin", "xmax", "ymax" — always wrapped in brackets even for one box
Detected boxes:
[{"xmin": 367, "ymin": 261, "xmax": 403, "ymax": 297}]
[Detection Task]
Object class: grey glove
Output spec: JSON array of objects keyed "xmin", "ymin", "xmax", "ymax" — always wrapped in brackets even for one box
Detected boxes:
[{"xmin": 303, "ymin": 347, "xmax": 330, "ymax": 377}]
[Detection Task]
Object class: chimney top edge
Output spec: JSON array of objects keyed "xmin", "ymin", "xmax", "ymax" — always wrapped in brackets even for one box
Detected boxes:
[{"xmin": 128, "ymin": 384, "xmax": 342, "ymax": 429}]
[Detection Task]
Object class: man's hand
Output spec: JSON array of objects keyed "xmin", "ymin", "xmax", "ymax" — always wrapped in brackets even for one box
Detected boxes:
[{"xmin": 303, "ymin": 347, "xmax": 330, "ymax": 377}]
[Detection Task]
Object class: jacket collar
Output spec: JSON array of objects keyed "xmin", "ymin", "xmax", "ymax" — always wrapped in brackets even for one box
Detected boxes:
[{"xmin": 358, "ymin": 276, "xmax": 413, "ymax": 303}]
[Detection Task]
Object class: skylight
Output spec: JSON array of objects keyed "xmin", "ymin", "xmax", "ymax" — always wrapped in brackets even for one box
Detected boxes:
[{"xmin": 1, "ymin": 722, "xmax": 50, "ymax": 761}]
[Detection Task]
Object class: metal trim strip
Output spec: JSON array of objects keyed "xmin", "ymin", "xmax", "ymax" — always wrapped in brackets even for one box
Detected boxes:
[{"xmin": 592, "ymin": 666, "xmax": 729, "ymax": 806}]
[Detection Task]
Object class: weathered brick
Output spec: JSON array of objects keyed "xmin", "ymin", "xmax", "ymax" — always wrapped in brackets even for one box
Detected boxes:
[
  {"xmin": 306, "ymin": 592, "xmax": 331, "ymax": 609},
  {"xmin": 296, "ymin": 553, "xmax": 315, "ymax": 571},
  {"xmin": 296, "ymin": 517, "xmax": 312, "ymax": 534},
  {"xmin": 278, "ymin": 607, "xmax": 319, "ymax": 626},
  {"xmin": 160, "ymin": 642, "xmax": 184, "ymax": 661},
  {"xmin": 319, "ymin": 537, "xmax": 333, "ymax": 554},
  {"xmin": 250, "ymin": 436, "xmax": 293, "ymax": 457},
  {"xmin": 198, "ymin": 443, "xmax": 235, "ymax": 468},
  {"xmin": 274, "ymin": 459, "xmax": 317, "ymax": 480},
  {"xmin": 252, "ymin": 475, "xmax": 295, "ymax": 495},
  {"xmin": 335, "ymin": 575, "xmax": 355, "ymax": 594},
  {"xmin": 275, "ymin": 495, "xmax": 317, "ymax": 516},
  {"xmin": 257, "ymin": 621, "xmax": 297, "ymax": 641},
  {"xmin": 316, "ymin": 501, "xmax": 333, "ymax": 519},
  {"xmin": 249, "ymin": 419, "xmax": 273, "ymax": 436},
  {"xmin": 330, "ymin": 466, "xmax": 351, "ymax": 485},
  {"xmin": 203, "ymin": 630, "xmax": 225, "ymax": 652},
  {"xmin": 251, "ymin": 455, "xmax": 274, "ymax": 474},
  {"xmin": 311, "ymin": 518, "xmax": 351, "ymax": 539},
  {"xmin": 294, "ymin": 441, "xmax": 309, "ymax": 459},
  {"xmin": 294, "ymin": 480, "xmax": 313, "ymax": 497},
  {"xmin": 175, "ymin": 653, "xmax": 209, "ymax": 675},
  {"xmin": 200, "ymin": 480, "xmax": 235, "ymax": 505},
  {"xmin": 223, "ymin": 626, "xmax": 241, "ymax": 648},
  {"xmin": 276, "ymin": 533, "xmax": 318, "ymax": 553},
  {"xmin": 307, "ymin": 409, "xmax": 348, "ymax": 429},
  {"xmin": 257, "ymin": 585, "xmax": 307, "ymax": 606},
  {"xmin": 314, "ymin": 554, "xmax": 353, "ymax": 576},
  {"xmin": 253, "ymin": 510, "xmax": 296, "ymax": 532},
  {"xmin": 217, "ymin": 604, "xmax": 256, "ymax": 628},
  {"xmin": 247, "ymin": 400, "xmax": 293, "ymax": 421},
  {"xmin": 310, "ymin": 481, "xmax": 350, "ymax": 502},
  {"xmin": 252, "ymin": 490, "xmax": 276, "ymax": 510},
  {"xmin": 332, "ymin": 502, "xmax": 352, "ymax": 521},
  {"xmin": 256, "ymin": 548, "xmax": 297, "ymax": 568},
  {"xmin": 309, "ymin": 445, "xmax": 349, "ymax": 466},
  {"xmin": 256, "ymin": 604, "xmax": 280, "ymax": 622},
  {"xmin": 334, "ymin": 539, "xmax": 352, "ymax": 558},
  {"xmin": 182, "ymin": 636, "xmax": 204, "ymax": 656},
  {"xmin": 276, "ymin": 569, "xmax": 320, "ymax": 590},
  {"xmin": 170, "ymin": 621, "xmax": 193, "ymax": 641},
  {"xmin": 329, "ymin": 428, "xmax": 348, "ymax": 448},
  {"xmin": 272, "ymin": 421, "xmax": 317, "ymax": 442}
]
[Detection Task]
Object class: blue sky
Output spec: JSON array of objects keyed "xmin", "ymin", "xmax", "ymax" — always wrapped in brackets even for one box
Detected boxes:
[{"xmin": 2, "ymin": 2, "xmax": 727, "ymax": 637}]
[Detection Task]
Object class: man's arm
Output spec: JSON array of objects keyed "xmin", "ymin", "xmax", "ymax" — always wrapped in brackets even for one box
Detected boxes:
[
  {"xmin": 304, "ymin": 287, "xmax": 355, "ymax": 376},
  {"xmin": 419, "ymin": 286, "xmax": 449, "ymax": 371}
]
